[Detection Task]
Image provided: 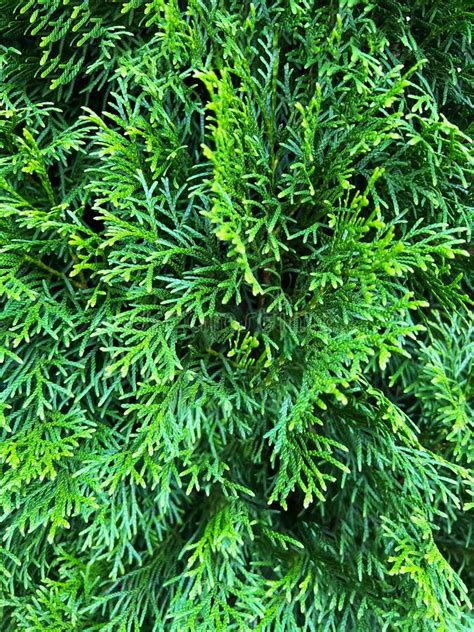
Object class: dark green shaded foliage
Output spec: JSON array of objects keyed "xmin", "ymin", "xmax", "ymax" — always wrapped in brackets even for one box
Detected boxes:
[{"xmin": 0, "ymin": 1, "xmax": 472, "ymax": 630}]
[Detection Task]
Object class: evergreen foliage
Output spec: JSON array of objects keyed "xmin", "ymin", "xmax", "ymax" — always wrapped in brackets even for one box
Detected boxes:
[{"xmin": 0, "ymin": 1, "xmax": 472, "ymax": 630}]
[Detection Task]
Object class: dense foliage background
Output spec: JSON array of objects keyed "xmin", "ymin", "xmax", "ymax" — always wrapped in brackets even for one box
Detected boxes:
[{"xmin": 0, "ymin": 1, "xmax": 472, "ymax": 630}]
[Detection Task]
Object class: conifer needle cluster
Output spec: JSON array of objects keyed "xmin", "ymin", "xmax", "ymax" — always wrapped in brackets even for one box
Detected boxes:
[{"xmin": 0, "ymin": 1, "xmax": 472, "ymax": 630}]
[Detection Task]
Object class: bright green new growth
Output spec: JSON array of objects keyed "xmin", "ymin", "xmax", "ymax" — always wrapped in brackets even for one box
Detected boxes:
[{"xmin": 0, "ymin": 1, "xmax": 472, "ymax": 630}]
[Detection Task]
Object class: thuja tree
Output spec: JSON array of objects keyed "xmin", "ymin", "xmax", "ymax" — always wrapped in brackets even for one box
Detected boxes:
[{"xmin": 0, "ymin": 1, "xmax": 472, "ymax": 630}]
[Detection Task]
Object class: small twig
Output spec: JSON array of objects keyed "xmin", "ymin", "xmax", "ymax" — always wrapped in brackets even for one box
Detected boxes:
[{"xmin": 23, "ymin": 254, "xmax": 87, "ymax": 290}]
